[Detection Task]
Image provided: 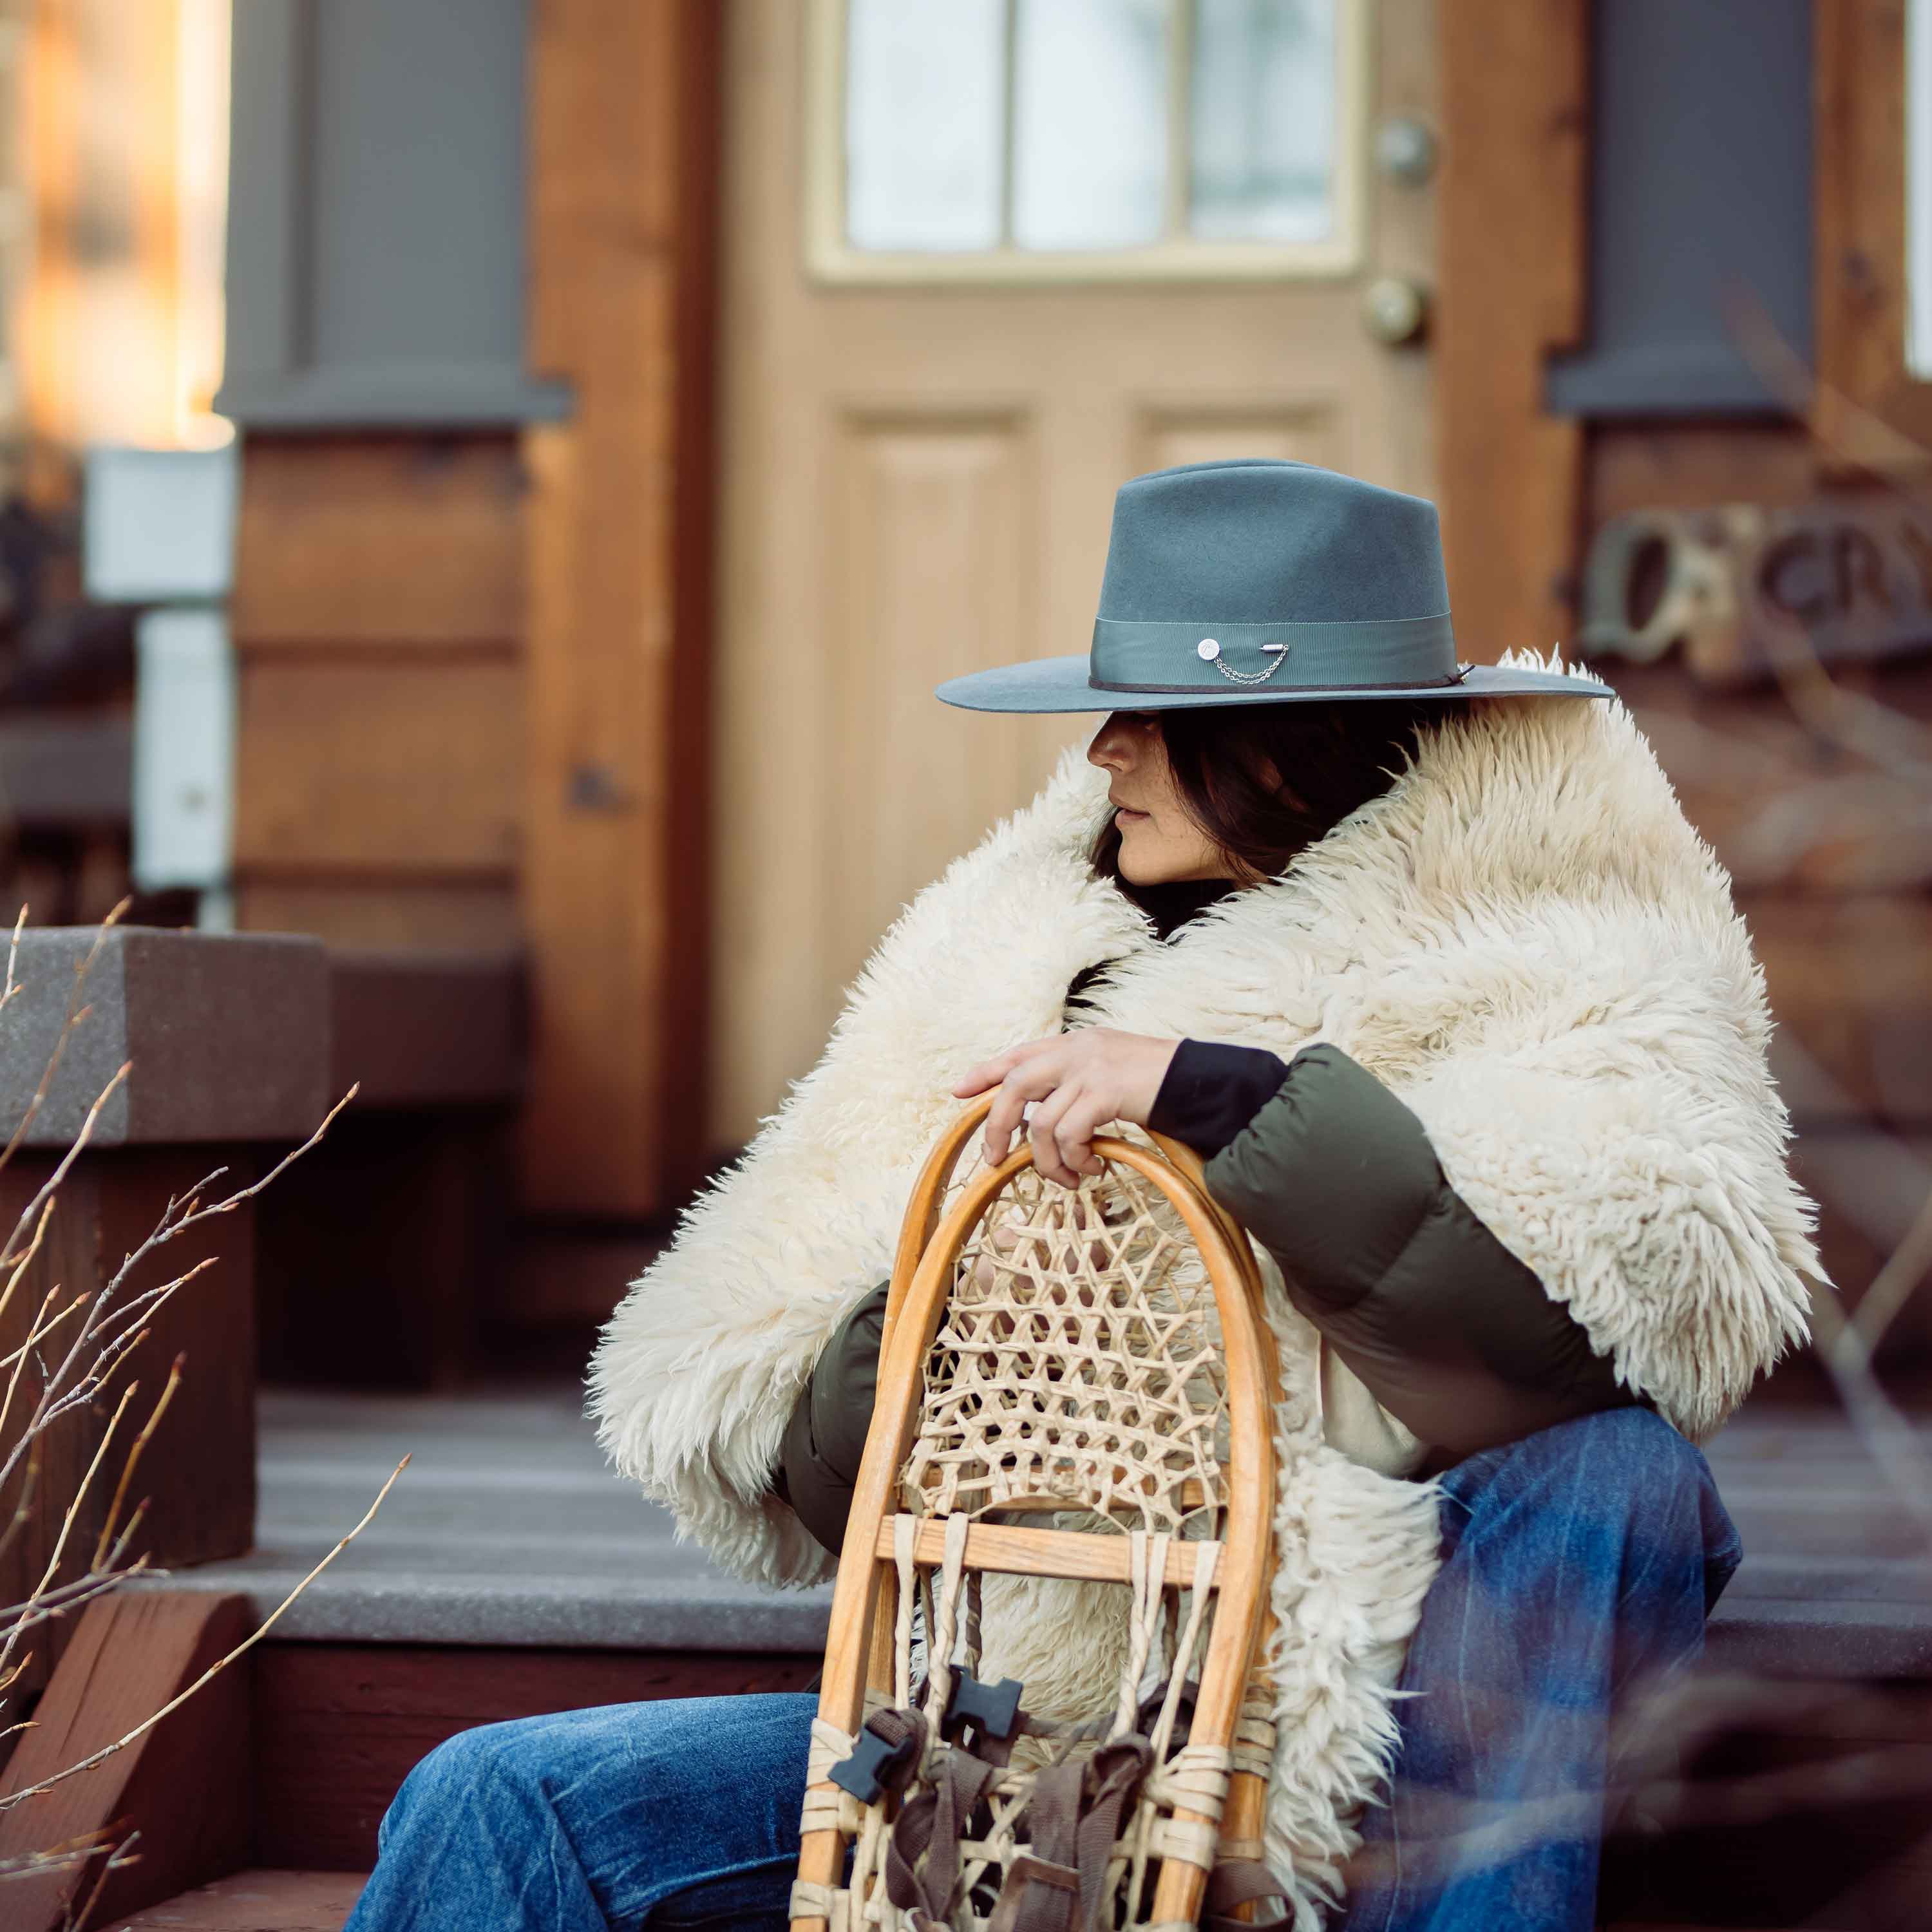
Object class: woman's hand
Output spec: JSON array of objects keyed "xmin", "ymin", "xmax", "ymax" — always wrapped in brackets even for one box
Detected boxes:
[{"xmin": 953, "ymin": 1030, "xmax": 1181, "ymax": 1187}]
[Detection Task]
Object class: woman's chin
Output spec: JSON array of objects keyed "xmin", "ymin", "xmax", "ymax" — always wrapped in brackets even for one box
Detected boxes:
[{"xmin": 1117, "ymin": 845, "xmax": 1180, "ymax": 887}]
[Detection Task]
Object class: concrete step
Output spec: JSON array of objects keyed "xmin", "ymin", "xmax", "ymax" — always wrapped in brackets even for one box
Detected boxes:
[{"xmin": 131, "ymin": 1389, "xmax": 1932, "ymax": 1684}]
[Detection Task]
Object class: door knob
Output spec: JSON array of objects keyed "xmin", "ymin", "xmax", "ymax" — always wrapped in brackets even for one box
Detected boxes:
[
  {"xmin": 1374, "ymin": 117, "xmax": 1439, "ymax": 186},
  {"xmin": 1362, "ymin": 277, "xmax": 1430, "ymax": 347}
]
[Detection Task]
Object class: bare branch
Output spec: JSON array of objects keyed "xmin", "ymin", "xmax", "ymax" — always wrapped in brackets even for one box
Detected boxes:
[
  {"xmin": 59, "ymin": 1828, "xmax": 140, "ymax": 1932},
  {"xmin": 0, "ymin": 1383, "xmax": 142, "ymax": 1678},
  {"xmin": 0, "ymin": 898, "xmax": 129, "ymax": 1186},
  {"xmin": 0, "ymin": 1456, "xmax": 410, "ymax": 1810},
  {"xmin": 0, "ymin": 1060, "xmax": 129, "ymax": 1274},
  {"xmin": 0, "ymin": 1196, "xmax": 55, "ymax": 1337},
  {"xmin": 93, "ymin": 1356, "xmax": 182, "ymax": 1569},
  {"xmin": 0, "ymin": 905, "xmax": 26, "ymax": 1027}
]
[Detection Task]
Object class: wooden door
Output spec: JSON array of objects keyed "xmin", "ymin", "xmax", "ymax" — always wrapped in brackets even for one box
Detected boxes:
[{"xmin": 714, "ymin": 0, "xmax": 1437, "ymax": 1145}]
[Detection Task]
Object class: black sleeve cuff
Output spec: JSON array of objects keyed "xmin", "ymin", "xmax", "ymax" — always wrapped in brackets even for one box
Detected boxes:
[{"xmin": 1148, "ymin": 1039, "xmax": 1292, "ymax": 1157}]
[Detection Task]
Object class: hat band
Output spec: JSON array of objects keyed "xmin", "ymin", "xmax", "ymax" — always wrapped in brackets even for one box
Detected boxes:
[{"xmin": 1089, "ymin": 612, "xmax": 1460, "ymax": 694}]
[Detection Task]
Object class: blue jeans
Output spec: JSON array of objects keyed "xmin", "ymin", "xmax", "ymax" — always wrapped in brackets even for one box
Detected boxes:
[{"xmin": 344, "ymin": 1407, "xmax": 1739, "ymax": 1932}]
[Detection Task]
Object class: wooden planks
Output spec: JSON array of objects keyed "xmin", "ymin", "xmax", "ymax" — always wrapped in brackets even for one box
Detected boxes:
[
  {"xmin": 1435, "ymin": 0, "xmax": 1591, "ymax": 658},
  {"xmin": 230, "ymin": 438, "xmax": 525, "ymax": 648},
  {"xmin": 249, "ymin": 1642, "xmax": 819, "ymax": 1871},
  {"xmin": 520, "ymin": 0, "xmax": 719, "ymax": 1215},
  {"xmin": 1814, "ymin": 0, "xmax": 1932, "ymax": 467},
  {"xmin": 102, "ymin": 1870, "xmax": 370, "ymax": 1932},
  {"xmin": 234, "ymin": 880, "xmax": 520, "ymax": 952},
  {"xmin": 234, "ymin": 652, "xmax": 522, "ymax": 874},
  {"xmin": 231, "ymin": 432, "xmax": 526, "ymax": 952},
  {"xmin": 0, "ymin": 1591, "xmax": 251, "ymax": 1932},
  {"xmin": 1586, "ymin": 423, "xmax": 1821, "ymax": 525}
]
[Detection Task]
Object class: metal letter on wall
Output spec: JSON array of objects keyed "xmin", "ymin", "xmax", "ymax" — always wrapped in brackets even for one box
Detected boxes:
[{"xmin": 1579, "ymin": 502, "xmax": 1932, "ymax": 687}]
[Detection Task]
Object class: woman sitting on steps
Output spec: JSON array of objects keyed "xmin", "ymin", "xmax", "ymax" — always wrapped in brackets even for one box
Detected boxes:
[{"xmin": 345, "ymin": 459, "xmax": 1823, "ymax": 1932}]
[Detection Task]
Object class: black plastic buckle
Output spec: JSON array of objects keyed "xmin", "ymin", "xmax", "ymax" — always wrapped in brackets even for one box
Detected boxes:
[
  {"xmin": 944, "ymin": 1670, "xmax": 1023, "ymax": 1742},
  {"xmin": 828, "ymin": 1721, "xmax": 920, "ymax": 1804}
]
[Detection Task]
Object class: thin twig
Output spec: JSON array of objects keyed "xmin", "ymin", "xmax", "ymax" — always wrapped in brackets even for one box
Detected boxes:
[
  {"xmin": 0, "ymin": 1562, "xmax": 149, "ymax": 1642},
  {"xmin": 0, "ymin": 903, "xmax": 26, "ymax": 1016},
  {"xmin": 0, "ymin": 1196, "xmax": 54, "ymax": 1337},
  {"xmin": 0, "ymin": 1285, "xmax": 79, "ymax": 1479},
  {"xmin": 0, "ymin": 898, "xmax": 128, "ymax": 1185},
  {"xmin": 59, "ymin": 1828, "xmax": 140, "ymax": 1932},
  {"xmin": 92, "ymin": 1356, "xmax": 182, "ymax": 1569},
  {"xmin": 0, "ymin": 1826, "xmax": 128, "ymax": 1884},
  {"xmin": 0, "ymin": 1438, "xmax": 39, "ymax": 1567},
  {"xmin": 0, "ymin": 1060, "xmax": 128, "ymax": 1273},
  {"xmin": 0, "ymin": 1383, "xmax": 140, "ymax": 1677},
  {"xmin": 0, "ymin": 1455, "xmax": 410, "ymax": 1810}
]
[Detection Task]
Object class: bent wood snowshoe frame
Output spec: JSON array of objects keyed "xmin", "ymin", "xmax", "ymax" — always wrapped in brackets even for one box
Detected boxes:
[{"xmin": 791, "ymin": 1094, "xmax": 1284, "ymax": 1932}]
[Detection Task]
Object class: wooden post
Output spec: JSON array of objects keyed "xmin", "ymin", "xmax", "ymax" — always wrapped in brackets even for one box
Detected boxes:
[
  {"xmin": 0, "ymin": 929, "xmax": 328, "ymax": 1700},
  {"xmin": 1435, "ymin": 1, "xmax": 1591, "ymax": 659},
  {"xmin": 1814, "ymin": 0, "xmax": 1932, "ymax": 466},
  {"xmin": 521, "ymin": 0, "xmax": 721, "ymax": 1217}
]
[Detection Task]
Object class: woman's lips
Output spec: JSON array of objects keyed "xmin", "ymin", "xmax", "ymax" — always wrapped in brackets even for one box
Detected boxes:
[{"xmin": 1115, "ymin": 807, "xmax": 1150, "ymax": 826}]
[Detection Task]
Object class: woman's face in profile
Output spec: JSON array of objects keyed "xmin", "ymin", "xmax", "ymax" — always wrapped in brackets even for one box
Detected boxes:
[{"xmin": 1087, "ymin": 712, "xmax": 1229, "ymax": 886}]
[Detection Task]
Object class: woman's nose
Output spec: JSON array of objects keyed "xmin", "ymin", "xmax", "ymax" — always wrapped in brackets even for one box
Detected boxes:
[{"xmin": 1086, "ymin": 714, "xmax": 1140, "ymax": 772}]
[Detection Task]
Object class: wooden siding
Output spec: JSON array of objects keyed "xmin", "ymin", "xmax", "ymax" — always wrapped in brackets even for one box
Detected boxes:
[{"xmin": 230, "ymin": 432, "xmax": 525, "ymax": 951}]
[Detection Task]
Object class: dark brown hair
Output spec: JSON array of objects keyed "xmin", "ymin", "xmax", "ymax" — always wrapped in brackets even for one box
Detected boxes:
[{"xmin": 1090, "ymin": 697, "xmax": 1471, "ymax": 894}]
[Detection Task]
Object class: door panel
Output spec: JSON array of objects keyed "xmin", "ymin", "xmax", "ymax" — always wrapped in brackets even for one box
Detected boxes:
[
  {"xmin": 714, "ymin": 0, "xmax": 1437, "ymax": 1145},
  {"xmin": 829, "ymin": 413, "xmax": 1045, "ymax": 992},
  {"xmin": 1136, "ymin": 402, "xmax": 1342, "ymax": 475}
]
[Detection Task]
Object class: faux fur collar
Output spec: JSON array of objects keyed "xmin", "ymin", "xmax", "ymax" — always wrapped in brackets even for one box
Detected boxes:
[{"xmin": 589, "ymin": 648, "xmax": 1822, "ymax": 1923}]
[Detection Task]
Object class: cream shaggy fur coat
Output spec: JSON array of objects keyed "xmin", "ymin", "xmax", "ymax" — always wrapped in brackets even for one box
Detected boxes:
[{"xmin": 590, "ymin": 649, "xmax": 1824, "ymax": 1926}]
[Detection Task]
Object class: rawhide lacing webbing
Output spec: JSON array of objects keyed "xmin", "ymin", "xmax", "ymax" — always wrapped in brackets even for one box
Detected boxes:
[{"xmin": 903, "ymin": 1164, "xmax": 1228, "ymax": 1531}]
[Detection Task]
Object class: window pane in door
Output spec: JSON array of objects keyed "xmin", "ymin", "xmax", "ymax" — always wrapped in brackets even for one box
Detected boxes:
[
  {"xmin": 1012, "ymin": 0, "xmax": 1170, "ymax": 251},
  {"xmin": 846, "ymin": 0, "xmax": 1004, "ymax": 251},
  {"xmin": 1190, "ymin": 0, "xmax": 1336, "ymax": 243}
]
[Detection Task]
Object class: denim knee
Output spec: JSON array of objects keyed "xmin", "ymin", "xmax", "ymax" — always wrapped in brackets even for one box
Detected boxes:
[
  {"xmin": 1552, "ymin": 1404, "xmax": 1706, "ymax": 1490},
  {"xmin": 379, "ymin": 1721, "xmax": 538, "ymax": 1855},
  {"xmin": 1447, "ymin": 1405, "xmax": 1739, "ymax": 1609},
  {"xmin": 1461, "ymin": 1406, "xmax": 1704, "ymax": 1508}
]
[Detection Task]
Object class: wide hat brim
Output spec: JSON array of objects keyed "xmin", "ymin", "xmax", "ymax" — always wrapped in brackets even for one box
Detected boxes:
[{"xmin": 936, "ymin": 653, "xmax": 1612, "ymax": 714}]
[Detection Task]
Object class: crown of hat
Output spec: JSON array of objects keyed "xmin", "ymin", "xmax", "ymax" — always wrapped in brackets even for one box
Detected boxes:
[{"xmin": 1096, "ymin": 459, "xmax": 1451, "ymax": 626}]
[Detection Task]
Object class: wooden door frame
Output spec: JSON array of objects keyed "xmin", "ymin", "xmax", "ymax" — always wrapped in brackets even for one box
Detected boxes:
[
  {"xmin": 1433, "ymin": 1, "xmax": 1590, "ymax": 664},
  {"xmin": 521, "ymin": 0, "xmax": 721, "ymax": 1218}
]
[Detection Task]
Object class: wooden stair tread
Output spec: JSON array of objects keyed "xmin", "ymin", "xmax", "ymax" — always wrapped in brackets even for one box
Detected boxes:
[{"xmin": 100, "ymin": 1869, "xmax": 367, "ymax": 1931}]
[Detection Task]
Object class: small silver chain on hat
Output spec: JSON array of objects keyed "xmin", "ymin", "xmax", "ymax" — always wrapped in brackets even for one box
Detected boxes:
[{"xmin": 1197, "ymin": 636, "xmax": 1293, "ymax": 685}]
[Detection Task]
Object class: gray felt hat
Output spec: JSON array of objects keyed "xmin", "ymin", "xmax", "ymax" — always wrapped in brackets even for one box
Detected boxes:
[{"xmin": 936, "ymin": 458, "xmax": 1610, "ymax": 712}]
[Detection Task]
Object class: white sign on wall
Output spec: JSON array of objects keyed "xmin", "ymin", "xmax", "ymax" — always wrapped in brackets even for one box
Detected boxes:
[{"xmin": 82, "ymin": 446, "xmax": 240, "ymax": 925}]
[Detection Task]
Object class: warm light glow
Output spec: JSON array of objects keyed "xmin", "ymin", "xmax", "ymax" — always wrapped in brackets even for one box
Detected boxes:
[
  {"xmin": 15, "ymin": 0, "xmax": 232, "ymax": 477},
  {"xmin": 173, "ymin": 0, "xmax": 231, "ymax": 449}
]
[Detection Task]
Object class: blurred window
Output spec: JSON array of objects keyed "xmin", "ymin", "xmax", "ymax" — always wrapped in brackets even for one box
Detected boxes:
[
  {"xmin": 0, "ymin": 1, "xmax": 27, "ymax": 439},
  {"xmin": 1189, "ymin": 0, "xmax": 1336, "ymax": 243},
  {"xmin": 846, "ymin": 0, "xmax": 1004, "ymax": 251},
  {"xmin": 1911, "ymin": 0, "xmax": 1932, "ymax": 379},
  {"xmin": 808, "ymin": 0, "xmax": 1361, "ymax": 281}
]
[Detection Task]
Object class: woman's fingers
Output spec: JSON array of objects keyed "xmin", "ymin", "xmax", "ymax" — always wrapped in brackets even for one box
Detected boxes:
[
  {"xmin": 981, "ymin": 1047, "xmax": 1071, "ymax": 1165},
  {"xmin": 953, "ymin": 1036, "xmax": 1054, "ymax": 1099},
  {"xmin": 1065, "ymin": 1097, "xmax": 1111, "ymax": 1178},
  {"xmin": 1027, "ymin": 1081, "xmax": 1086, "ymax": 1187}
]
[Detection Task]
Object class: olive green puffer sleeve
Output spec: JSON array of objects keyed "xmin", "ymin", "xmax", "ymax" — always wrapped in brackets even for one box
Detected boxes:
[
  {"xmin": 773, "ymin": 1280, "xmax": 889, "ymax": 1557},
  {"xmin": 1204, "ymin": 1042, "xmax": 1638, "ymax": 1457}
]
